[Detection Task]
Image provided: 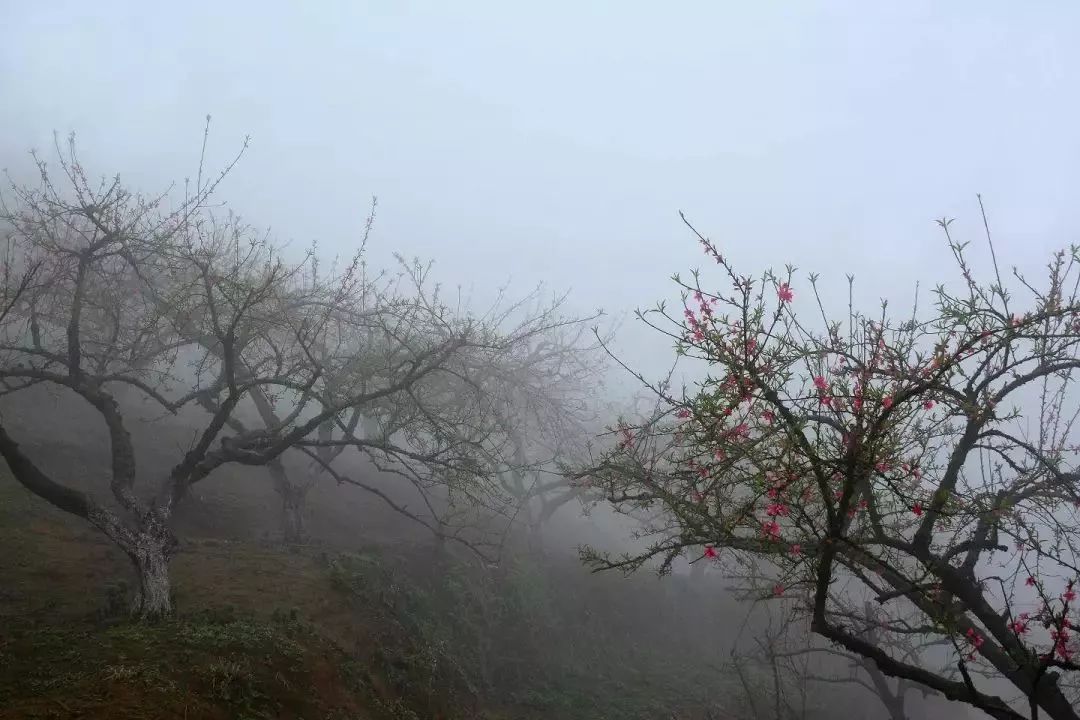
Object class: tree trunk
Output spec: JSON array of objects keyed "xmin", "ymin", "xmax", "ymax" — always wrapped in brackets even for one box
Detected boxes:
[
  {"xmin": 0, "ymin": 420, "xmax": 180, "ymax": 619},
  {"xmin": 881, "ymin": 697, "xmax": 907, "ymax": 720},
  {"xmin": 526, "ymin": 520, "xmax": 546, "ymax": 556},
  {"xmin": 269, "ymin": 460, "xmax": 309, "ymax": 546},
  {"xmin": 120, "ymin": 515, "xmax": 177, "ymax": 619},
  {"xmin": 281, "ymin": 490, "xmax": 307, "ymax": 545},
  {"xmin": 860, "ymin": 658, "xmax": 908, "ymax": 720},
  {"xmin": 131, "ymin": 543, "xmax": 172, "ymax": 618},
  {"xmin": 430, "ymin": 521, "xmax": 454, "ymax": 572}
]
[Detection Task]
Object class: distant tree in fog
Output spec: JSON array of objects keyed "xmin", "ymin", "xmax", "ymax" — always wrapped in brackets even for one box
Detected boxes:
[
  {"xmin": 181, "ymin": 199, "xmax": 600, "ymax": 551},
  {"xmin": 0, "ymin": 132, "xmax": 582, "ymax": 616},
  {"xmin": 727, "ymin": 599, "xmax": 956, "ymax": 720},
  {"xmin": 579, "ymin": 209, "xmax": 1080, "ymax": 719},
  {"xmin": 464, "ymin": 318, "xmax": 609, "ymax": 553},
  {"xmin": 285, "ymin": 266, "xmax": 604, "ymax": 558}
]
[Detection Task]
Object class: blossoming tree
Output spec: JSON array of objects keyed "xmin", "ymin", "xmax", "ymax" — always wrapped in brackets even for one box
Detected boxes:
[{"xmin": 581, "ymin": 209, "xmax": 1080, "ymax": 719}]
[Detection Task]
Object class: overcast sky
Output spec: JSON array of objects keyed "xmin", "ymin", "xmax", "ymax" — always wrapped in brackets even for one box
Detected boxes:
[{"xmin": 3, "ymin": 1, "xmax": 1079, "ymax": 382}]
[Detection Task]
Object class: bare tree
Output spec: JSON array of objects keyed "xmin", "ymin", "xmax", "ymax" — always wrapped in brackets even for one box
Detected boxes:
[
  {"xmin": 177, "ymin": 199, "xmax": 380, "ymax": 546},
  {"xmin": 464, "ymin": 316, "xmax": 609, "ymax": 552},
  {"xmin": 180, "ymin": 228, "xmax": 608, "ymax": 559},
  {"xmin": 277, "ymin": 268, "xmax": 610, "ymax": 561},
  {"xmin": 0, "ymin": 135, "xmax": 569, "ymax": 615},
  {"xmin": 728, "ymin": 598, "xmax": 950, "ymax": 720},
  {"xmin": 728, "ymin": 617, "xmax": 827, "ymax": 720}
]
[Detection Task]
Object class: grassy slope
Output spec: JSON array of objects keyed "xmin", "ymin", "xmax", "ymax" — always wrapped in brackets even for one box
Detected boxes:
[
  {"xmin": 0, "ymin": 469, "xmax": 732, "ymax": 720},
  {"xmin": 0, "ymin": 473, "xmax": 496, "ymax": 720}
]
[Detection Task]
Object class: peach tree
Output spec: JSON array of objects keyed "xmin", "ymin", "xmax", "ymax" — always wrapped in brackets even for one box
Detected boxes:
[{"xmin": 580, "ymin": 210, "xmax": 1080, "ymax": 720}]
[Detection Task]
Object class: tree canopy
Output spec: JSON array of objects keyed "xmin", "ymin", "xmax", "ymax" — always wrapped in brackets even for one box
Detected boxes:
[
  {"xmin": 0, "ymin": 134, "xmax": 598, "ymax": 616},
  {"xmin": 581, "ymin": 210, "xmax": 1080, "ymax": 720}
]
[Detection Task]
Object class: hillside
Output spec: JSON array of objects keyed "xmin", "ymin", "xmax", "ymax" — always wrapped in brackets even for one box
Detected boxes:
[{"xmin": 0, "ymin": 461, "xmax": 744, "ymax": 720}]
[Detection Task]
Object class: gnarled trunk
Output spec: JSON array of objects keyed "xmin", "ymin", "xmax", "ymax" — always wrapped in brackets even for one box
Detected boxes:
[
  {"xmin": 130, "ymin": 542, "xmax": 172, "ymax": 617},
  {"xmin": 0, "ymin": 420, "xmax": 180, "ymax": 619},
  {"xmin": 116, "ymin": 512, "xmax": 177, "ymax": 619}
]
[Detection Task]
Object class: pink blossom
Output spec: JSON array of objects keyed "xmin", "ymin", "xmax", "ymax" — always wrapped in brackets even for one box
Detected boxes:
[
  {"xmin": 1009, "ymin": 618, "xmax": 1029, "ymax": 635},
  {"xmin": 766, "ymin": 503, "xmax": 790, "ymax": 518},
  {"xmin": 1052, "ymin": 628, "xmax": 1072, "ymax": 660},
  {"xmin": 882, "ymin": 395, "xmax": 894, "ymax": 409},
  {"xmin": 676, "ymin": 408, "xmax": 691, "ymax": 419},
  {"xmin": 911, "ymin": 502, "xmax": 923, "ymax": 517},
  {"xmin": 923, "ymin": 399, "xmax": 935, "ymax": 410},
  {"xmin": 777, "ymin": 283, "xmax": 794, "ymax": 303},
  {"xmin": 761, "ymin": 520, "xmax": 782, "ymax": 540},
  {"xmin": 813, "ymin": 375, "xmax": 828, "ymax": 391},
  {"xmin": 790, "ymin": 544, "xmax": 803, "ymax": 556},
  {"xmin": 1026, "ymin": 576, "xmax": 1037, "ymax": 587},
  {"xmin": 762, "ymin": 410, "xmax": 775, "ymax": 424},
  {"xmin": 772, "ymin": 583, "xmax": 785, "ymax": 597},
  {"xmin": 703, "ymin": 545, "xmax": 718, "ymax": 559}
]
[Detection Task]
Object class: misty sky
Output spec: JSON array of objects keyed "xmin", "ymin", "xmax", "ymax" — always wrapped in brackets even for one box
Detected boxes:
[{"xmin": 3, "ymin": 1, "xmax": 1079, "ymax": 382}]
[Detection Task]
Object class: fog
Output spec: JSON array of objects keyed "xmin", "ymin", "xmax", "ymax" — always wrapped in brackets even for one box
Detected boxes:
[
  {"xmin": 6, "ymin": 2, "xmax": 1080, "ymax": 378},
  {"xmin": 1, "ymin": 3, "xmax": 1078, "ymax": 719}
]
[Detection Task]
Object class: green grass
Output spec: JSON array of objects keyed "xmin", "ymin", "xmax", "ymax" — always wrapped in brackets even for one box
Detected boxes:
[
  {"xmin": 0, "ymin": 479, "xmax": 438, "ymax": 719},
  {"xmin": 0, "ymin": 611, "xmax": 370, "ymax": 720},
  {"xmin": 0, "ymin": 471, "xmax": 732, "ymax": 719}
]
